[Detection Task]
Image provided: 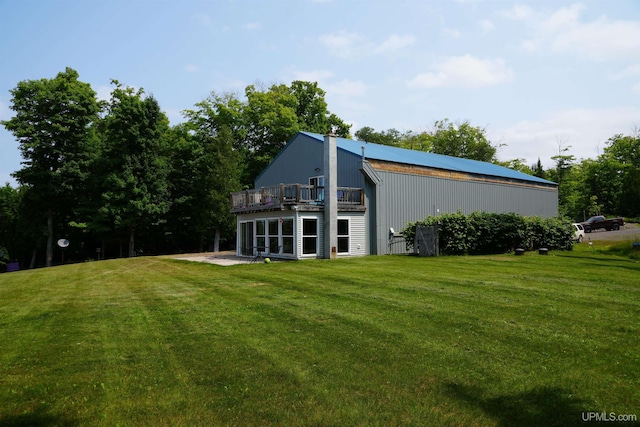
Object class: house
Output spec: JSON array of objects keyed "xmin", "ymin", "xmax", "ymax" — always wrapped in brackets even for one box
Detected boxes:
[{"xmin": 231, "ymin": 131, "xmax": 558, "ymax": 259}]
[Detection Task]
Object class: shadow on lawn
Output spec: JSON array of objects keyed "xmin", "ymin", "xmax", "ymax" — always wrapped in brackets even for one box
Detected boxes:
[
  {"xmin": 0, "ymin": 411, "xmax": 77, "ymax": 427},
  {"xmin": 444, "ymin": 383, "xmax": 594, "ymax": 427}
]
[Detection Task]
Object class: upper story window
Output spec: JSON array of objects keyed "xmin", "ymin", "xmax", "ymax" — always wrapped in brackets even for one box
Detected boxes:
[{"xmin": 309, "ymin": 176, "xmax": 324, "ymax": 187}]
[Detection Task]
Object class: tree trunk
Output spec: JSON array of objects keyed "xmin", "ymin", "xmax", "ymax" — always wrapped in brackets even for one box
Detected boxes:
[
  {"xmin": 213, "ymin": 229, "xmax": 221, "ymax": 252},
  {"xmin": 199, "ymin": 234, "xmax": 205, "ymax": 253},
  {"xmin": 46, "ymin": 209, "xmax": 53, "ymax": 267},
  {"xmin": 29, "ymin": 249, "xmax": 37, "ymax": 269},
  {"xmin": 128, "ymin": 228, "xmax": 135, "ymax": 257}
]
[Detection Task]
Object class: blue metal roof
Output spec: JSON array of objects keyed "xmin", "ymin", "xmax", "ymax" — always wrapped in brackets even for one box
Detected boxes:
[{"xmin": 300, "ymin": 132, "xmax": 556, "ymax": 186}]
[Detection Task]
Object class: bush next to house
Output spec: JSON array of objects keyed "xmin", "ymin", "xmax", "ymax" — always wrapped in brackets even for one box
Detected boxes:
[{"xmin": 402, "ymin": 212, "xmax": 574, "ymax": 255}]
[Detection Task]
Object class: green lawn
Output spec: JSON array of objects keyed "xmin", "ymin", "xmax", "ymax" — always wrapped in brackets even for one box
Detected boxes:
[{"xmin": 0, "ymin": 245, "xmax": 639, "ymax": 426}]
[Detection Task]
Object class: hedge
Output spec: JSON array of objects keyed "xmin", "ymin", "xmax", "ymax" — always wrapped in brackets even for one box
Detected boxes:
[{"xmin": 401, "ymin": 212, "xmax": 574, "ymax": 255}]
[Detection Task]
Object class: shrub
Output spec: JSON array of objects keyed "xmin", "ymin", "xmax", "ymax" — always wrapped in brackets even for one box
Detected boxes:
[{"xmin": 402, "ymin": 212, "xmax": 574, "ymax": 255}]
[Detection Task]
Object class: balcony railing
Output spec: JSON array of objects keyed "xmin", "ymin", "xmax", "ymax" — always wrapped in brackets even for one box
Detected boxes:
[{"xmin": 231, "ymin": 184, "xmax": 364, "ymax": 213}]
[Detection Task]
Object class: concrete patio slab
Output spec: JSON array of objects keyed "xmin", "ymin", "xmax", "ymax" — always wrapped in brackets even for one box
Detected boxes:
[{"xmin": 168, "ymin": 251, "xmax": 255, "ymax": 266}]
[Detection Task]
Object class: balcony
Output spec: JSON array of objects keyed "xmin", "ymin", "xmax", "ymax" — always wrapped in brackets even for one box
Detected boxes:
[{"xmin": 231, "ymin": 184, "xmax": 364, "ymax": 214}]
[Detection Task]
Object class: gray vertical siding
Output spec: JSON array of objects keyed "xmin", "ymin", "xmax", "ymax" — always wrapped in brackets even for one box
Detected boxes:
[
  {"xmin": 339, "ymin": 212, "xmax": 366, "ymax": 256},
  {"xmin": 372, "ymin": 169, "xmax": 558, "ymax": 254}
]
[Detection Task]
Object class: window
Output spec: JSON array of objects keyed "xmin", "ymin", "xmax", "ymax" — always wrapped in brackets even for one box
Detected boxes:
[
  {"xmin": 309, "ymin": 176, "xmax": 324, "ymax": 187},
  {"xmin": 268, "ymin": 219, "xmax": 279, "ymax": 254},
  {"xmin": 338, "ymin": 219, "xmax": 349, "ymax": 254},
  {"xmin": 256, "ymin": 220, "xmax": 265, "ymax": 252},
  {"xmin": 282, "ymin": 218, "xmax": 294, "ymax": 254},
  {"xmin": 302, "ymin": 218, "xmax": 317, "ymax": 255}
]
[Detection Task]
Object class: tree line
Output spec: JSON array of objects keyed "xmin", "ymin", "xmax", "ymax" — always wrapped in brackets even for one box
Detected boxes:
[
  {"xmin": 351, "ymin": 124, "xmax": 640, "ymax": 221},
  {"xmin": 1, "ymin": 67, "xmax": 639, "ymax": 269},
  {"xmin": 0, "ymin": 68, "xmax": 350, "ymax": 268}
]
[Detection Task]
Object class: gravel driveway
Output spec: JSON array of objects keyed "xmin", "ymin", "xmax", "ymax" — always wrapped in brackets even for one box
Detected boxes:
[{"xmin": 582, "ymin": 223, "xmax": 640, "ymax": 241}]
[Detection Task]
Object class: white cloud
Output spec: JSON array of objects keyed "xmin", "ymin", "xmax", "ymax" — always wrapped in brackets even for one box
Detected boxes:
[
  {"xmin": 185, "ymin": 64, "xmax": 199, "ymax": 73},
  {"xmin": 243, "ymin": 22, "xmax": 261, "ymax": 31},
  {"xmin": 319, "ymin": 31, "xmax": 414, "ymax": 59},
  {"xmin": 319, "ymin": 31, "xmax": 365, "ymax": 59},
  {"xmin": 289, "ymin": 69, "xmax": 334, "ymax": 83},
  {"xmin": 540, "ymin": 3, "xmax": 583, "ymax": 34},
  {"xmin": 522, "ymin": 4, "xmax": 640, "ymax": 61},
  {"xmin": 609, "ymin": 64, "xmax": 640, "ymax": 80},
  {"xmin": 196, "ymin": 13, "xmax": 212, "ymax": 27},
  {"xmin": 442, "ymin": 28, "xmax": 462, "ymax": 39},
  {"xmin": 325, "ymin": 79, "xmax": 367, "ymax": 97},
  {"xmin": 479, "ymin": 19, "xmax": 494, "ymax": 33},
  {"xmin": 492, "ymin": 107, "xmax": 640, "ymax": 166},
  {"xmin": 551, "ymin": 19, "xmax": 640, "ymax": 60},
  {"xmin": 632, "ymin": 83, "xmax": 640, "ymax": 94},
  {"xmin": 287, "ymin": 68, "xmax": 366, "ymax": 97},
  {"xmin": 407, "ymin": 55, "xmax": 513, "ymax": 89},
  {"xmin": 499, "ymin": 4, "xmax": 534, "ymax": 20},
  {"xmin": 374, "ymin": 34, "xmax": 416, "ymax": 54}
]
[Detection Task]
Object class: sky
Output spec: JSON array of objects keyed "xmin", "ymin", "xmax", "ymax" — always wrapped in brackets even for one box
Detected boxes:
[{"xmin": 1, "ymin": 0, "xmax": 640, "ymax": 186}]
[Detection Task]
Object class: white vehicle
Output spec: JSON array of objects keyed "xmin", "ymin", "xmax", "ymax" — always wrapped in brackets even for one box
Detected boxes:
[{"xmin": 573, "ymin": 223, "xmax": 585, "ymax": 243}]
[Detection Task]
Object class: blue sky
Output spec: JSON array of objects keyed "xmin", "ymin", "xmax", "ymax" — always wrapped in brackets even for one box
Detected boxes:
[{"xmin": 2, "ymin": 0, "xmax": 640, "ymax": 186}]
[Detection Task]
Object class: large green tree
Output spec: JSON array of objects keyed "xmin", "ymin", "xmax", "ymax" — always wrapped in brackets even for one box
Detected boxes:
[
  {"xmin": 2, "ymin": 68, "xmax": 100, "ymax": 266},
  {"xmin": 354, "ymin": 119, "xmax": 497, "ymax": 162},
  {"xmin": 166, "ymin": 119, "xmax": 241, "ymax": 252},
  {"xmin": 96, "ymin": 82, "xmax": 170, "ymax": 257},
  {"xmin": 429, "ymin": 119, "xmax": 496, "ymax": 162},
  {"xmin": 242, "ymin": 81, "xmax": 350, "ymax": 183},
  {"xmin": 588, "ymin": 133, "xmax": 640, "ymax": 218},
  {"xmin": 354, "ymin": 127, "xmax": 403, "ymax": 146}
]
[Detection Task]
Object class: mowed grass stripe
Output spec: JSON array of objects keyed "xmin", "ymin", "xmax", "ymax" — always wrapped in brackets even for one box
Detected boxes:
[{"xmin": 0, "ymin": 250, "xmax": 638, "ymax": 426}]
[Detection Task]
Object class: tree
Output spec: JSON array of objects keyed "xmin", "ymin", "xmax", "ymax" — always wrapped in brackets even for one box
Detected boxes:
[
  {"xmin": 429, "ymin": 119, "xmax": 496, "ymax": 162},
  {"xmin": 354, "ymin": 127, "xmax": 403, "ymax": 146},
  {"xmin": 354, "ymin": 120, "xmax": 497, "ymax": 162},
  {"xmin": 242, "ymin": 81, "xmax": 350, "ymax": 184},
  {"xmin": 166, "ymin": 120, "xmax": 241, "ymax": 252},
  {"xmin": 1, "ymin": 68, "xmax": 100, "ymax": 266},
  {"xmin": 201, "ymin": 126, "xmax": 242, "ymax": 251},
  {"xmin": 400, "ymin": 131, "xmax": 433, "ymax": 152},
  {"xmin": 593, "ymin": 133, "xmax": 640, "ymax": 217},
  {"xmin": 531, "ymin": 158, "xmax": 547, "ymax": 179},
  {"xmin": 96, "ymin": 82, "xmax": 170, "ymax": 257},
  {"xmin": 0, "ymin": 184, "xmax": 20, "ymax": 267},
  {"xmin": 495, "ymin": 158, "xmax": 533, "ymax": 174}
]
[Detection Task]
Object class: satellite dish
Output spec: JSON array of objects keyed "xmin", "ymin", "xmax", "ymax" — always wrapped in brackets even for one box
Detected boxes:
[{"xmin": 57, "ymin": 239, "xmax": 70, "ymax": 248}]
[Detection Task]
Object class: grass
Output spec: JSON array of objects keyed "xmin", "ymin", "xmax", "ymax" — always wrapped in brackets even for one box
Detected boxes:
[
  {"xmin": 588, "ymin": 239, "xmax": 640, "ymax": 260},
  {"xmin": 0, "ymin": 245, "xmax": 639, "ymax": 426}
]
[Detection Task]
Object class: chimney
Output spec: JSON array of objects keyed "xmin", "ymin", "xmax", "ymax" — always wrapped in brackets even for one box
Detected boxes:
[{"xmin": 324, "ymin": 132, "xmax": 337, "ymax": 259}]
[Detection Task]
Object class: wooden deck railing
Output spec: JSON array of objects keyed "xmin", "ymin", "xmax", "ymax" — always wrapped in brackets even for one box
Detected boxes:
[{"xmin": 231, "ymin": 184, "xmax": 363, "ymax": 213}]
